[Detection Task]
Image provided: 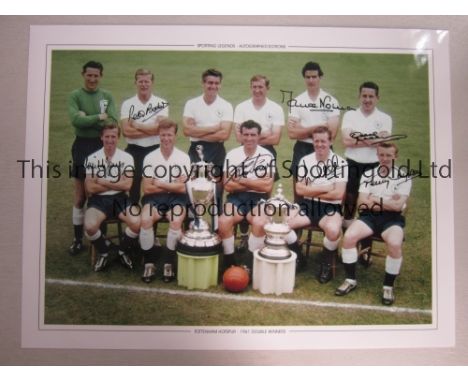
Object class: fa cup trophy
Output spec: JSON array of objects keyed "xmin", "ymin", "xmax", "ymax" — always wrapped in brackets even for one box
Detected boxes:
[
  {"xmin": 258, "ymin": 184, "xmax": 299, "ymax": 260},
  {"xmin": 178, "ymin": 145, "xmax": 221, "ymax": 252},
  {"xmin": 253, "ymin": 184, "xmax": 299, "ymax": 295}
]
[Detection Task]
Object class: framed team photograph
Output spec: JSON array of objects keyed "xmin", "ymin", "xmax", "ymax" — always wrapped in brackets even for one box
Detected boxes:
[{"xmin": 20, "ymin": 25, "xmax": 454, "ymax": 350}]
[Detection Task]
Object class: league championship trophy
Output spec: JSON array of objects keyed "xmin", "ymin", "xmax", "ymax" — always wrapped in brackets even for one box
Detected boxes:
[
  {"xmin": 253, "ymin": 184, "xmax": 299, "ymax": 295},
  {"xmin": 176, "ymin": 146, "xmax": 221, "ymax": 289}
]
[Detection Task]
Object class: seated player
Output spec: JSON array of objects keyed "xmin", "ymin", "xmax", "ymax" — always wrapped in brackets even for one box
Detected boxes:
[
  {"xmin": 250, "ymin": 126, "xmax": 348, "ymax": 282},
  {"xmin": 139, "ymin": 119, "xmax": 191, "ymax": 283},
  {"xmin": 335, "ymin": 142, "xmax": 411, "ymax": 305},
  {"xmin": 218, "ymin": 120, "xmax": 275, "ymax": 271},
  {"xmin": 84, "ymin": 123, "xmax": 140, "ymax": 272}
]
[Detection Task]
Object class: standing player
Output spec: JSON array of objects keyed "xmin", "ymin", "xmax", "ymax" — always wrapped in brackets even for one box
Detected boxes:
[
  {"xmin": 182, "ymin": 68, "xmax": 233, "ymax": 177},
  {"xmin": 287, "ymin": 61, "xmax": 341, "ymax": 201},
  {"xmin": 68, "ymin": 61, "xmax": 119, "ymax": 255},
  {"xmin": 218, "ymin": 120, "xmax": 275, "ymax": 271},
  {"xmin": 335, "ymin": 142, "xmax": 411, "ymax": 305},
  {"xmin": 139, "ymin": 119, "xmax": 191, "ymax": 283},
  {"xmin": 234, "ymin": 74, "xmax": 284, "ymax": 166},
  {"xmin": 84, "ymin": 123, "xmax": 139, "ymax": 272},
  {"xmin": 120, "ymin": 68, "xmax": 169, "ymax": 204},
  {"xmin": 233, "ymin": 74, "xmax": 285, "ymax": 246},
  {"xmin": 341, "ymin": 82, "xmax": 392, "ymax": 263}
]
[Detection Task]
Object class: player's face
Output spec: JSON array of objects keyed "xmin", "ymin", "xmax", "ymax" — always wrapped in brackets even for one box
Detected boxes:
[
  {"xmin": 202, "ymin": 75, "xmax": 221, "ymax": 98},
  {"xmin": 303, "ymin": 70, "xmax": 321, "ymax": 93},
  {"xmin": 101, "ymin": 128, "xmax": 119, "ymax": 153},
  {"xmin": 377, "ymin": 146, "xmax": 397, "ymax": 169},
  {"xmin": 250, "ymin": 79, "xmax": 268, "ymax": 102},
  {"xmin": 359, "ymin": 87, "xmax": 379, "ymax": 114},
  {"xmin": 241, "ymin": 127, "xmax": 260, "ymax": 151},
  {"xmin": 159, "ymin": 127, "xmax": 177, "ymax": 150},
  {"xmin": 312, "ymin": 132, "xmax": 331, "ymax": 158},
  {"xmin": 82, "ymin": 67, "xmax": 102, "ymax": 92},
  {"xmin": 135, "ymin": 74, "xmax": 153, "ymax": 98}
]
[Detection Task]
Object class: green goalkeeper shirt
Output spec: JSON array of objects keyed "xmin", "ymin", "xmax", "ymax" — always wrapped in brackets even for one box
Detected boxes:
[{"xmin": 68, "ymin": 87, "xmax": 118, "ymax": 138}]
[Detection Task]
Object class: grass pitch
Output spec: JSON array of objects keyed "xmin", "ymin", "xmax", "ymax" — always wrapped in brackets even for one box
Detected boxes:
[{"xmin": 44, "ymin": 49, "xmax": 431, "ymax": 327}]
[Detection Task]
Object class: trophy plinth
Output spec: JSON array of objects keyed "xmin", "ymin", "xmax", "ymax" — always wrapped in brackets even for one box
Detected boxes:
[{"xmin": 258, "ymin": 184, "xmax": 298, "ymax": 260}]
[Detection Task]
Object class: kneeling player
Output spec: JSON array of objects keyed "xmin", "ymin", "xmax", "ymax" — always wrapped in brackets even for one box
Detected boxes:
[
  {"xmin": 335, "ymin": 142, "xmax": 411, "ymax": 305},
  {"xmin": 84, "ymin": 123, "xmax": 140, "ymax": 272},
  {"xmin": 139, "ymin": 119, "xmax": 191, "ymax": 283}
]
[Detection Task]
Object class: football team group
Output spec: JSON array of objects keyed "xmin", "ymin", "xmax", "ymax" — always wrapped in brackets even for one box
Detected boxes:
[{"xmin": 67, "ymin": 59, "xmax": 411, "ymax": 306}]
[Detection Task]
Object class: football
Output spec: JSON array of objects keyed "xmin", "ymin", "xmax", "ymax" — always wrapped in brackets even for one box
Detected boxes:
[{"xmin": 223, "ymin": 266, "xmax": 250, "ymax": 293}]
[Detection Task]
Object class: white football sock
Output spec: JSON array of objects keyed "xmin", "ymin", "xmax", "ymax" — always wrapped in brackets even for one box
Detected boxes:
[
  {"xmin": 341, "ymin": 247, "xmax": 358, "ymax": 264},
  {"xmin": 72, "ymin": 207, "xmax": 84, "ymax": 225},
  {"xmin": 125, "ymin": 226, "xmax": 139, "ymax": 239},
  {"xmin": 285, "ymin": 230, "xmax": 298, "ymax": 245},
  {"xmin": 85, "ymin": 229, "xmax": 101, "ymax": 241},
  {"xmin": 248, "ymin": 234, "xmax": 265, "ymax": 252},
  {"xmin": 323, "ymin": 237, "xmax": 339, "ymax": 251},
  {"xmin": 385, "ymin": 256, "xmax": 403, "ymax": 275},
  {"xmin": 139, "ymin": 228, "xmax": 154, "ymax": 251},
  {"xmin": 222, "ymin": 236, "xmax": 235, "ymax": 255},
  {"xmin": 166, "ymin": 228, "xmax": 182, "ymax": 251}
]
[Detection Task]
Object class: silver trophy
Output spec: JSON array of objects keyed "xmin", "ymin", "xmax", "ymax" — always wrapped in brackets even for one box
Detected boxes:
[
  {"xmin": 178, "ymin": 145, "xmax": 221, "ymax": 251},
  {"xmin": 259, "ymin": 184, "xmax": 299, "ymax": 260}
]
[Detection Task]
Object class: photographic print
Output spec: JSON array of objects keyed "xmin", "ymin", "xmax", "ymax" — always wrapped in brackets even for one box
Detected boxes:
[{"xmin": 20, "ymin": 25, "xmax": 454, "ymax": 350}]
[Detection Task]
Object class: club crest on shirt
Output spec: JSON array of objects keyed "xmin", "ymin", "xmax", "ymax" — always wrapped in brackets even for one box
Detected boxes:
[{"xmin": 99, "ymin": 99, "xmax": 109, "ymax": 113}]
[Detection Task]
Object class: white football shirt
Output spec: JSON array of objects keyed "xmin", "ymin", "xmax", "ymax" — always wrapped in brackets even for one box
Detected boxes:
[
  {"xmin": 342, "ymin": 107, "xmax": 392, "ymax": 163},
  {"xmin": 183, "ymin": 95, "xmax": 233, "ymax": 142},
  {"xmin": 120, "ymin": 94, "xmax": 169, "ymax": 147},
  {"xmin": 85, "ymin": 148, "xmax": 135, "ymax": 196},
  {"xmin": 289, "ymin": 89, "xmax": 340, "ymax": 143}
]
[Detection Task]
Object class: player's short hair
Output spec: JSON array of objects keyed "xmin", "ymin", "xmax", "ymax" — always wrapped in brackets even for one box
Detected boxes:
[
  {"xmin": 240, "ymin": 119, "xmax": 262, "ymax": 135},
  {"xmin": 134, "ymin": 68, "xmax": 154, "ymax": 81},
  {"xmin": 312, "ymin": 125, "xmax": 332, "ymax": 140},
  {"xmin": 378, "ymin": 142, "xmax": 399, "ymax": 155},
  {"xmin": 101, "ymin": 121, "xmax": 121, "ymax": 137},
  {"xmin": 239, "ymin": 119, "xmax": 262, "ymax": 135},
  {"xmin": 250, "ymin": 74, "xmax": 270, "ymax": 88},
  {"xmin": 359, "ymin": 81, "xmax": 380, "ymax": 96},
  {"xmin": 301, "ymin": 61, "xmax": 324, "ymax": 77},
  {"xmin": 202, "ymin": 68, "xmax": 223, "ymax": 82},
  {"xmin": 82, "ymin": 61, "xmax": 103, "ymax": 75},
  {"xmin": 159, "ymin": 118, "xmax": 178, "ymax": 134}
]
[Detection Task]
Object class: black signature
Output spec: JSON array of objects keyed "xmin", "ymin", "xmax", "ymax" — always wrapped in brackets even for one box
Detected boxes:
[
  {"xmin": 280, "ymin": 90, "xmax": 355, "ymax": 114},
  {"xmin": 362, "ymin": 169, "xmax": 420, "ymax": 189},
  {"xmin": 128, "ymin": 101, "xmax": 169, "ymax": 123},
  {"xmin": 224, "ymin": 153, "xmax": 274, "ymax": 184},
  {"xmin": 349, "ymin": 131, "xmax": 407, "ymax": 145},
  {"xmin": 300, "ymin": 154, "xmax": 347, "ymax": 183}
]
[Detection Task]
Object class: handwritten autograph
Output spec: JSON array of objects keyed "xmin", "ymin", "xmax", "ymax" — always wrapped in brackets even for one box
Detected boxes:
[
  {"xmin": 128, "ymin": 101, "xmax": 169, "ymax": 123},
  {"xmin": 349, "ymin": 131, "xmax": 407, "ymax": 145},
  {"xmin": 224, "ymin": 153, "xmax": 274, "ymax": 184},
  {"xmin": 362, "ymin": 169, "xmax": 419, "ymax": 190},
  {"xmin": 299, "ymin": 154, "xmax": 347, "ymax": 183},
  {"xmin": 280, "ymin": 90, "xmax": 356, "ymax": 114}
]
